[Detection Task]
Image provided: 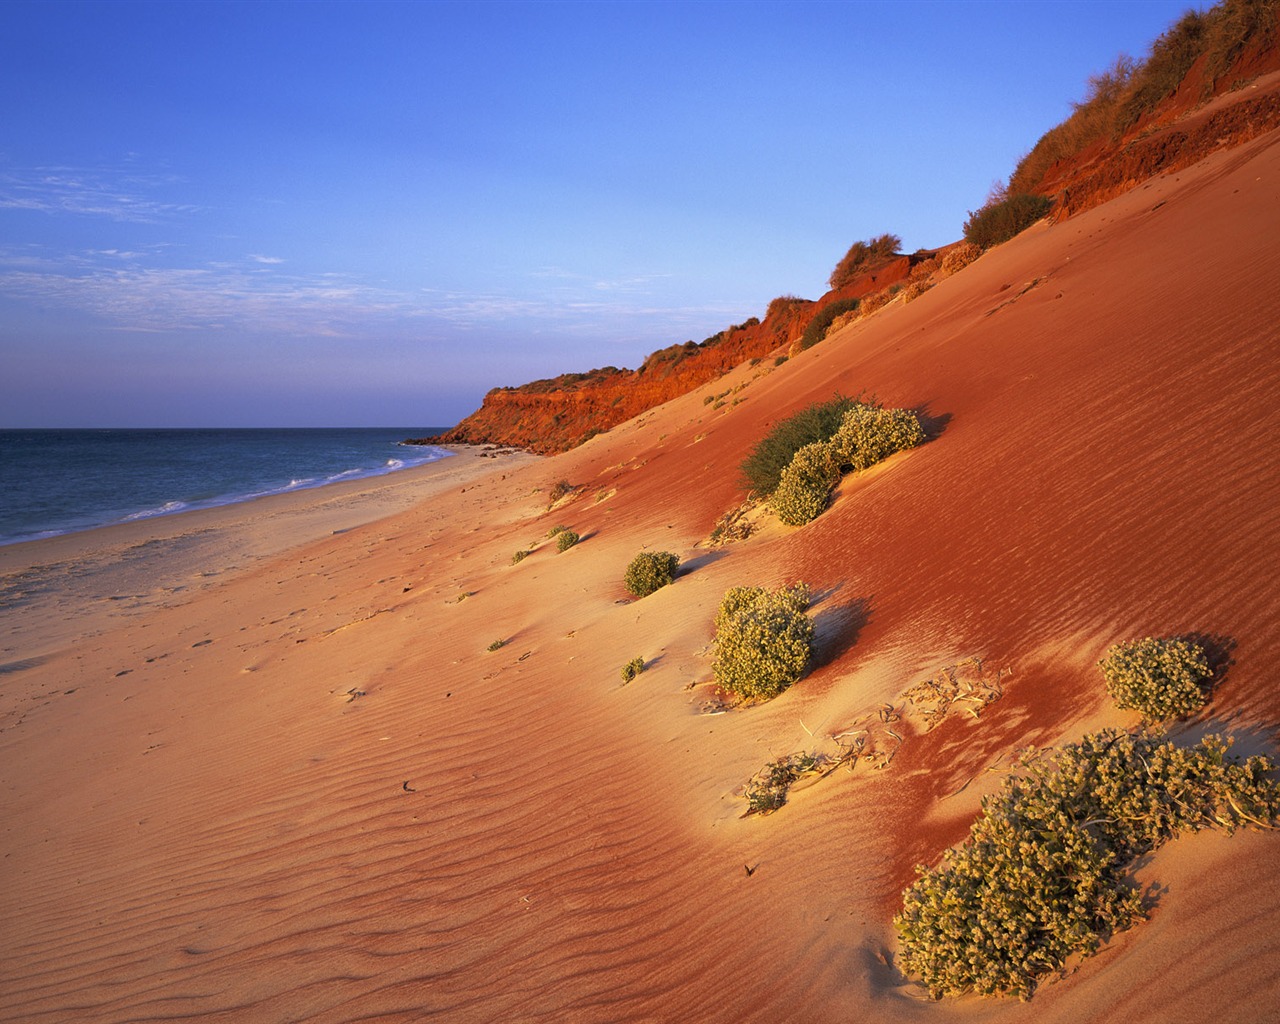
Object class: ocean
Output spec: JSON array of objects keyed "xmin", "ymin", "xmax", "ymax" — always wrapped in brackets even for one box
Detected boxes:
[{"xmin": 0, "ymin": 427, "xmax": 452, "ymax": 546}]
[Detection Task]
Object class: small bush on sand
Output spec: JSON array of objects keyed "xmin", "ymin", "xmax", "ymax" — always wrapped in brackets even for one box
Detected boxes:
[
  {"xmin": 546, "ymin": 524, "xmax": 569, "ymax": 538},
  {"xmin": 964, "ymin": 193, "xmax": 1053, "ymax": 249},
  {"xmin": 1099, "ymin": 636, "xmax": 1211, "ymax": 721},
  {"xmin": 624, "ymin": 550, "xmax": 680, "ymax": 598},
  {"xmin": 548, "ymin": 479, "xmax": 575, "ymax": 505},
  {"xmin": 511, "ymin": 550, "xmax": 530, "ymax": 565},
  {"xmin": 487, "ymin": 638, "xmax": 507, "ymax": 652},
  {"xmin": 740, "ymin": 394, "xmax": 857, "ymax": 497},
  {"xmin": 768, "ymin": 404, "xmax": 924, "ymax": 527},
  {"xmin": 771, "ymin": 442, "xmax": 840, "ymax": 526},
  {"xmin": 896, "ymin": 729, "xmax": 1280, "ymax": 1001},
  {"xmin": 796, "ymin": 297, "xmax": 861, "ymax": 352},
  {"xmin": 829, "ymin": 233, "xmax": 902, "ymax": 291},
  {"xmin": 714, "ymin": 583, "xmax": 814, "ymax": 701},
  {"xmin": 621, "ymin": 657, "xmax": 645, "ymax": 684},
  {"xmin": 744, "ymin": 751, "xmax": 827, "ymax": 814},
  {"xmin": 830, "ymin": 404, "xmax": 925, "ymax": 472},
  {"xmin": 556, "ymin": 529, "xmax": 580, "ymax": 552}
]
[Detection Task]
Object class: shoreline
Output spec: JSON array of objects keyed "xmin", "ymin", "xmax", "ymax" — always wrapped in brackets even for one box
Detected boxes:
[{"xmin": 0, "ymin": 444, "xmax": 538, "ymax": 664}]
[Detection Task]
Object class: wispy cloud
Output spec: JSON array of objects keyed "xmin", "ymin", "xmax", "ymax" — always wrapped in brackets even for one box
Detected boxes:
[
  {"xmin": 419, "ymin": 285, "xmax": 740, "ymax": 342},
  {"xmin": 0, "ymin": 164, "xmax": 198, "ymax": 223},
  {"xmin": 0, "ymin": 246, "xmax": 414, "ymax": 336},
  {"xmin": 0, "ymin": 241, "xmax": 735, "ymax": 349}
]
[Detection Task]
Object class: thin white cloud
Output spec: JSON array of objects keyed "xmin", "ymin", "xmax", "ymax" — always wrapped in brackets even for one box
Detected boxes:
[
  {"xmin": 249, "ymin": 254, "xmax": 285, "ymax": 264},
  {"xmin": 0, "ymin": 164, "xmax": 198, "ymax": 223},
  {"xmin": 0, "ymin": 244, "xmax": 739, "ymax": 349}
]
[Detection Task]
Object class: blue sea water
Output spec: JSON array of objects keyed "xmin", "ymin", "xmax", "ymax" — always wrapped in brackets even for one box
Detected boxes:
[{"xmin": 0, "ymin": 427, "xmax": 452, "ymax": 546}]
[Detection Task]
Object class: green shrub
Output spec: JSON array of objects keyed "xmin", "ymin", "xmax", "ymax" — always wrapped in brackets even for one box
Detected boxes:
[
  {"xmin": 767, "ymin": 404, "xmax": 923, "ymax": 526},
  {"xmin": 511, "ymin": 550, "xmax": 530, "ymax": 565},
  {"xmin": 771, "ymin": 442, "xmax": 840, "ymax": 526},
  {"xmin": 713, "ymin": 583, "xmax": 814, "ymax": 701},
  {"xmin": 623, "ymin": 550, "xmax": 680, "ymax": 598},
  {"xmin": 556, "ymin": 529, "xmax": 580, "ymax": 552},
  {"xmin": 796, "ymin": 297, "xmax": 861, "ymax": 352},
  {"xmin": 1098, "ymin": 636, "xmax": 1211, "ymax": 721},
  {"xmin": 548, "ymin": 479, "xmax": 575, "ymax": 505},
  {"xmin": 896, "ymin": 729, "xmax": 1280, "ymax": 1001},
  {"xmin": 621, "ymin": 657, "xmax": 645, "ymax": 684},
  {"xmin": 740, "ymin": 394, "xmax": 857, "ymax": 496},
  {"xmin": 487, "ymin": 638, "xmax": 507, "ymax": 652},
  {"xmin": 963, "ymin": 193, "xmax": 1053, "ymax": 249},
  {"xmin": 829, "ymin": 404, "xmax": 925, "ymax": 472},
  {"xmin": 829, "ymin": 233, "xmax": 902, "ymax": 291}
]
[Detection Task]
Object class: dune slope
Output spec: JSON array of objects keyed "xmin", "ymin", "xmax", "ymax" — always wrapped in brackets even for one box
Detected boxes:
[{"xmin": 1, "ymin": 132, "xmax": 1278, "ymax": 1021}]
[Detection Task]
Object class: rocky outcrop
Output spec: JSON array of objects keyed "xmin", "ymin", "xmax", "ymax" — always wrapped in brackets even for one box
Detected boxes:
[{"xmin": 433, "ymin": 257, "xmax": 918, "ymax": 454}]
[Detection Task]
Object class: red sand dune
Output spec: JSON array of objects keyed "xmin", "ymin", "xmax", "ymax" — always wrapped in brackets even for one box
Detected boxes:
[{"xmin": 2, "ymin": 101, "xmax": 1279, "ymax": 1024}]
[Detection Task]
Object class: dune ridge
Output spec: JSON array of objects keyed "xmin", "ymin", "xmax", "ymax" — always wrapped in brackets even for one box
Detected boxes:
[{"xmin": 3, "ymin": 105, "xmax": 1280, "ymax": 1024}]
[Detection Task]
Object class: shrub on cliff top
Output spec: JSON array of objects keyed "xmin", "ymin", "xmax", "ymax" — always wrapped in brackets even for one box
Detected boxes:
[
  {"xmin": 1099, "ymin": 636, "xmax": 1211, "ymax": 721},
  {"xmin": 714, "ymin": 583, "xmax": 814, "ymax": 701},
  {"xmin": 895, "ymin": 729, "xmax": 1280, "ymax": 1001},
  {"xmin": 740, "ymin": 394, "xmax": 857, "ymax": 497},
  {"xmin": 829, "ymin": 233, "xmax": 902, "ymax": 291},
  {"xmin": 963, "ymin": 193, "xmax": 1053, "ymax": 250},
  {"xmin": 624, "ymin": 550, "xmax": 680, "ymax": 598}
]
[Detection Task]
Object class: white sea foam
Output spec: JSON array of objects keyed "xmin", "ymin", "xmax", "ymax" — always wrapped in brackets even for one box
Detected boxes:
[{"xmin": 124, "ymin": 500, "xmax": 188, "ymax": 521}]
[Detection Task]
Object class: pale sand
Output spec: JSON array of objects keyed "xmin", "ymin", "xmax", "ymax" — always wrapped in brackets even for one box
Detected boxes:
[
  {"xmin": 0, "ymin": 446, "xmax": 536, "ymax": 663},
  {"xmin": 2, "ymin": 130, "xmax": 1279, "ymax": 1022}
]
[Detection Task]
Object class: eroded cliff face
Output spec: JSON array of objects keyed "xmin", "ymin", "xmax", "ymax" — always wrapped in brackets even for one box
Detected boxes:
[
  {"xmin": 434, "ymin": 257, "xmax": 916, "ymax": 454},
  {"xmin": 1032, "ymin": 41, "xmax": 1280, "ymax": 217}
]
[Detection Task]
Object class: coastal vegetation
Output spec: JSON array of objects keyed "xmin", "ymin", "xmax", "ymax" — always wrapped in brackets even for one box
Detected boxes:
[
  {"xmin": 771, "ymin": 442, "xmax": 841, "ymax": 526},
  {"xmin": 740, "ymin": 395, "xmax": 859, "ymax": 497},
  {"xmin": 620, "ymin": 657, "xmax": 646, "ymax": 684},
  {"xmin": 713, "ymin": 584, "xmax": 814, "ymax": 701},
  {"xmin": 1008, "ymin": 0, "xmax": 1278, "ymax": 198},
  {"xmin": 744, "ymin": 752, "xmax": 829, "ymax": 814},
  {"xmin": 963, "ymin": 191, "xmax": 1053, "ymax": 249},
  {"xmin": 896, "ymin": 729, "xmax": 1280, "ymax": 1000},
  {"xmin": 769, "ymin": 402, "xmax": 925, "ymax": 526},
  {"xmin": 828, "ymin": 233, "xmax": 902, "ymax": 291},
  {"xmin": 1099, "ymin": 636, "xmax": 1211, "ymax": 721},
  {"xmin": 548, "ymin": 479, "xmax": 576, "ymax": 505},
  {"xmin": 796, "ymin": 296, "xmax": 861, "ymax": 352},
  {"xmin": 623, "ymin": 550, "xmax": 680, "ymax": 598}
]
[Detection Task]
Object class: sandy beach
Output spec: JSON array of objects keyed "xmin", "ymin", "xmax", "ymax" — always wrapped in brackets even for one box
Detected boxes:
[{"xmin": 3, "ymin": 128, "xmax": 1279, "ymax": 1022}]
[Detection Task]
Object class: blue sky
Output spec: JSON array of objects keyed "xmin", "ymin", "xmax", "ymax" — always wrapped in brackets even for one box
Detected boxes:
[{"xmin": 2, "ymin": 0, "xmax": 1197, "ymax": 427}]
